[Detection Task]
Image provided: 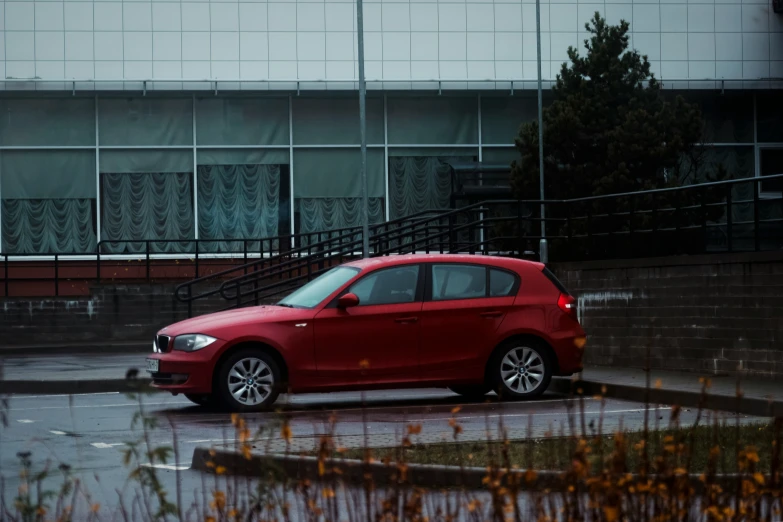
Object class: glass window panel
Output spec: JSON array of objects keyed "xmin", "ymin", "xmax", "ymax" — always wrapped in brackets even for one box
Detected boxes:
[
  {"xmin": 431, "ymin": 264, "xmax": 487, "ymax": 301},
  {"xmin": 480, "ymin": 147, "xmax": 519, "ymax": 167},
  {"xmin": 99, "ymin": 97, "xmax": 193, "ymax": 146},
  {"xmin": 100, "ymin": 150, "xmax": 193, "ymax": 173},
  {"xmin": 349, "ymin": 265, "xmax": 420, "ymax": 306},
  {"xmin": 196, "ymin": 97, "xmax": 289, "ymax": 146},
  {"xmin": 197, "ymin": 148, "xmax": 290, "ymax": 165},
  {"xmin": 292, "ymin": 96, "xmax": 384, "ymax": 145},
  {"xmin": 100, "ymin": 171, "xmax": 194, "ymax": 254},
  {"xmin": 760, "ymin": 148, "xmax": 783, "ymax": 194},
  {"xmin": 388, "ymin": 156, "xmax": 474, "ymax": 219},
  {"xmin": 197, "ymin": 164, "xmax": 287, "ymax": 247},
  {"xmin": 387, "ymin": 96, "xmax": 478, "ymax": 144},
  {"xmin": 2, "ymin": 199, "xmax": 97, "ymax": 254},
  {"xmin": 0, "ymin": 98, "xmax": 95, "ymax": 146},
  {"xmin": 1, "ymin": 150, "xmax": 96, "ymax": 199},
  {"xmin": 678, "ymin": 91, "xmax": 754, "ymax": 143},
  {"xmin": 293, "ymin": 148, "xmax": 384, "ymax": 198},
  {"xmin": 757, "ymin": 93, "xmax": 783, "ymax": 143},
  {"xmin": 489, "ymin": 269, "xmax": 517, "ymax": 297},
  {"xmin": 388, "ymin": 147, "xmax": 478, "ymax": 157},
  {"xmin": 677, "ymin": 146, "xmax": 754, "ymax": 184},
  {"xmin": 481, "ymin": 95, "xmax": 538, "ymax": 145}
]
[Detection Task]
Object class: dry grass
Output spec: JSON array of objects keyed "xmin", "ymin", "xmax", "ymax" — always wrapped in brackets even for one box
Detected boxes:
[{"xmin": 1, "ymin": 377, "xmax": 782, "ymax": 521}]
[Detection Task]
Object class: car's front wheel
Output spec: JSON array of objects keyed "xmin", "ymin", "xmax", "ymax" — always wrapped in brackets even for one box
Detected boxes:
[
  {"xmin": 491, "ymin": 340, "xmax": 552, "ymax": 400},
  {"xmin": 215, "ymin": 350, "xmax": 281, "ymax": 412}
]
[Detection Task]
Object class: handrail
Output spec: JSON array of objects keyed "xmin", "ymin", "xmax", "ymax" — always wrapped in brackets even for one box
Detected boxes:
[{"xmin": 2, "ymin": 174, "xmax": 782, "ymax": 301}]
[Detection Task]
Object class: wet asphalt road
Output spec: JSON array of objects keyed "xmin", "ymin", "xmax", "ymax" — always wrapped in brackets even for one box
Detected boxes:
[{"xmin": 0, "ymin": 388, "xmax": 766, "ymax": 519}]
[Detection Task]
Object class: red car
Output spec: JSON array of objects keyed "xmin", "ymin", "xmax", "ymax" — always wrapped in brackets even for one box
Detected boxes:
[{"xmin": 147, "ymin": 254, "xmax": 586, "ymax": 411}]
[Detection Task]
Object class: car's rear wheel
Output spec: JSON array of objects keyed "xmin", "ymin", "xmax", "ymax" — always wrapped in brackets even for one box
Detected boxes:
[
  {"xmin": 184, "ymin": 394, "xmax": 214, "ymax": 407},
  {"xmin": 448, "ymin": 385, "xmax": 491, "ymax": 400},
  {"xmin": 215, "ymin": 350, "xmax": 281, "ymax": 412},
  {"xmin": 490, "ymin": 340, "xmax": 552, "ymax": 400}
]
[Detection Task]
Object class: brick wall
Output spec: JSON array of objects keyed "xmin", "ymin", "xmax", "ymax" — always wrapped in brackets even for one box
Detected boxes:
[
  {"xmin": 0, "ymin": 284, "xmax": 230, "ymax": 347},
  {"xmin": 551, "ymin": 251, "xmax": 783, "ymax": 379}
]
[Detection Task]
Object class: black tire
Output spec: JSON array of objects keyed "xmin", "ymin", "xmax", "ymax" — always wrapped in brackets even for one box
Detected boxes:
[
  {"xmin": 184, "ymin": 394, "xmax": 214, "ymax": 407},
  {"xmin": 448, "ymin": 385, "xmax": 492, "ymax": 400},
  {"xmin": 215, "ymin": 349, "xmax": 282, "ymax": 412},
  {"xmin": 489, "ymin": 339, "xmax": 553, "ymax": 400}
]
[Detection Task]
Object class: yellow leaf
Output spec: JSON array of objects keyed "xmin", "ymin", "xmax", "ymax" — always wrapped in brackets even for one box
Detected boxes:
[
  {"xmin": 216, "ymin": 466, "xmax": 227, "ymax": 475},
  {"xmin": 281, "ymin": 423, "xmax": 292, "ymax": 443},
  {"xmin": 603, "ymin": 507, "xmax": 619, "ymax": 522},
  {"xmin": 451, "ymin": 406, "xmax": 462, "ymax": 414},
  {"xmin": 753, "ymin": 472, "xmax": 765, "ymax": 485}
]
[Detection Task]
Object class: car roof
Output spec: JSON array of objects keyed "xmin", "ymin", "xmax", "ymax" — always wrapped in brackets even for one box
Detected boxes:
[{"xmin": 343, "ymin": 254, "xmax": 544, "ymax": 272}]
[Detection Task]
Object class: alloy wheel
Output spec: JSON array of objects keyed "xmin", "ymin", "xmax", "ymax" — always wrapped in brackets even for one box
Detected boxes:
[
  {"xmin": 500, "ymin": 346, "xmax": 545, "ymax": 394},
  {"xmin": 227, "ymin": 357, "xmax": 274, "ymax": 406}
]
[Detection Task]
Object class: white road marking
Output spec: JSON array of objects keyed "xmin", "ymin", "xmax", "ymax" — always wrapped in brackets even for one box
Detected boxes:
[
  {"xmin": 49, "ymin": 430, "xmax": 67, "ymax": 435},
  {"xmin": 10, "ymin": 402, "xmax": 173, "ymax": 412},
  {"xmin": 16, "ymin": 419, "xmax": 36, "ymax": 423},
  {"xmin": 10, "ymin": 392, "xmax": 121, "ymax": 399},
  {"xmin": 141, "ymin": 463, "xmax": 189, "ymax": 471},
  {"xmin": 91, "ymin": 442, "xmax": 126, "ymax": 449}
]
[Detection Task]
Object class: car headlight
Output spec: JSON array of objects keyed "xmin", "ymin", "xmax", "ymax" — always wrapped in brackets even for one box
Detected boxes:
[{"xmin": 173, "ymin": 334, "xmax": 217, "ymax": 352}]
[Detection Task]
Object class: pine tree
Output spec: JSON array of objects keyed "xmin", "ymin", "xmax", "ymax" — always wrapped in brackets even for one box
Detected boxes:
[{"xmin": 511, "ymin": 14, "xmax": 704, "ymax": 201}]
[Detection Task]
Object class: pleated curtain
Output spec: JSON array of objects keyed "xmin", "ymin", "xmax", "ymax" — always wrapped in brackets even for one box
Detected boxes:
[
  {"xmin": 2, "ymin": 199, "xmax": 96, "ymax": 253},
  {"xmin": 297, "ymin": 197, "xmax": 385, "ymax": 236},
  {"xmin": 389, "ymin": 157, "xmax": 454, "ymax": 220},
  {"xmin": 197, "ymin": 164, "xmax": 281, "ymax": 252},
  {"xmin": 100, "ymin": 172, "xmax": 194, "ymax": 254}
]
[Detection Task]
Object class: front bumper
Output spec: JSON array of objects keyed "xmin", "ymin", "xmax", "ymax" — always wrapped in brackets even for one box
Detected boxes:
[{"xmin": 146, "ymin": 338, "xmax": 226, "ymax": 394}]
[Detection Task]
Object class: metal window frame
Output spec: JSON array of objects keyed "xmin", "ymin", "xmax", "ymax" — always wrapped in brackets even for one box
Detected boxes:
[{"xmin": 0, "ymin": 90, "xmax": 769, "ymax": 259}]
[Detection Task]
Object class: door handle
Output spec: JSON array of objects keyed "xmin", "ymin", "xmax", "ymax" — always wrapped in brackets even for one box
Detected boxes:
[
  {"xmin": 395, "ymin": 316, "xmax": 418, "ymax": 323},
  {"xmin": 479, "ymin": 311, "xmax": 503, "ymax": 318}
]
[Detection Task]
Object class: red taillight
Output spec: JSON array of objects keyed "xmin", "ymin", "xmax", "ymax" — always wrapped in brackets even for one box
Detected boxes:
[{"xmin": 557, "ymin": 293, "xmax": 578, "ymax": 321}]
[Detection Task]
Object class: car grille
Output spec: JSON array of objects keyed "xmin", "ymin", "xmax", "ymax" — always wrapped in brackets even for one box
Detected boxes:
[{"xmin": 156, "ymin": 335, "xmax": 171, "ymax": 353}]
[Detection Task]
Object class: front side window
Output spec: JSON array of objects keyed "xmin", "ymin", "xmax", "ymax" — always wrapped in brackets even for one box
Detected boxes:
[
  {"xmin": 278, "ymin": 266, "xmax": 359, "ymax": 309},
  {"xmin": 431, "ymin": 264, "xmax": 486, "ymax": 301},
  {"xmin": 348, "ymin": 265, "xmax": 420, "ymax": 306}
]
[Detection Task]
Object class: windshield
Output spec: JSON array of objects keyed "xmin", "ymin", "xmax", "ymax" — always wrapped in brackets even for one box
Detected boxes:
[{"xmin": 277, "ymin": 266, "xmax": 360, "ymax": 309}]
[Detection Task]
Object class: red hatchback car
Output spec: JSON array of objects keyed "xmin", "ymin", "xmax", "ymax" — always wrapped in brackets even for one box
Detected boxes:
[{"xmin": 147, "ymin": 254, "xmax": 586, "ymax": 411}]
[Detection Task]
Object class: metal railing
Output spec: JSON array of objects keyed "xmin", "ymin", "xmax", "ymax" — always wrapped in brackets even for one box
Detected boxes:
[{"xmin": 2, "ymin": 174, "xmax": 782, "ymax": 302}]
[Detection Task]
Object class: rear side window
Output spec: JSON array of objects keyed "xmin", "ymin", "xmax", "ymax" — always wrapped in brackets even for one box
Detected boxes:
[
  {"xmin": 542, "ymin": 267, "xmax": 570, "ymax": 295},
  {"xmin": 432, "ymin": 264, "xmax": 486, "ymax": 301},
  {"xmin": 489, "ymin": 269, "xmax": 517, "ymax": 297}
]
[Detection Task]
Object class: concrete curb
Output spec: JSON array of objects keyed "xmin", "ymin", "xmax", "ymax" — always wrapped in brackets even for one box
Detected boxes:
[
  {"xmin": 548, "ymin": 378, "xmax": 783, "ymax": 418},
  {"xmin": 0, "ymin": 378, "xmax": 156, "ymax": 395},
  {"xmin": 0, "ymin": 342, "xmax": 151, "ymax": 357},
  {"xmin": 191, "ymin": 447, "xmax": 756, "ymax": 494}
]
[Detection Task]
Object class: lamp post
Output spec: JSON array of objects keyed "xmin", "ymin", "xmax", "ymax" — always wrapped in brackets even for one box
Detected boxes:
[
  {"xmin": 535, "ymin": 0, "xmax": 548, "ymax": 264},
  {"xmin": 357, "ymin": 0, "xmax": 370, "ymax": 258}
]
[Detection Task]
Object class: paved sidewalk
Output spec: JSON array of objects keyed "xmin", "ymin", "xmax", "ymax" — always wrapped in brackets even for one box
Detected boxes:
[
  {"xmin": 0, "ymin": 353, "xmax": 780, "ymax": 410},
  {"xmin": 580, "ymin": 366, "xmax": 781, "ymax": 402}
]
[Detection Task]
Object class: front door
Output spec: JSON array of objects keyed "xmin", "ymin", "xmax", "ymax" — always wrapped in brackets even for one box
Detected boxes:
[{"xmin": 313, "ymin": 264, "xmax": 424, "ymax": 387}]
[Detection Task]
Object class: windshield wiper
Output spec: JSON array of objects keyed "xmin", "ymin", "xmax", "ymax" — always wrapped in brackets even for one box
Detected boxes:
[{"xmin": 277, "ymin": 303, "xmax": 295, "ymax": 308}]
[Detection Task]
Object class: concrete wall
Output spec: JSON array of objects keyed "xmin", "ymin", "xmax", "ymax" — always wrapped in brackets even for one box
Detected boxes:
[
  {"xmin": 551, "ymin": 251, "xmax": 783, "ymax": 379},
  {"xmin": 2, "ymin": 0, "xmax": 782, "ymax": 90}
]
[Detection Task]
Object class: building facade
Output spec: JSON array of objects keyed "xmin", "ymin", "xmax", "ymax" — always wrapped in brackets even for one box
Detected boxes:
[{"xmin": 0, "ymin": 0, "xmax": 781, "ymax": 254}]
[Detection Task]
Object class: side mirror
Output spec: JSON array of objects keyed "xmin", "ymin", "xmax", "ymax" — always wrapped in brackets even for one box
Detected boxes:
[{"xmin": 337, "ymin": 293, "xmax": 360, "ymax": 309}]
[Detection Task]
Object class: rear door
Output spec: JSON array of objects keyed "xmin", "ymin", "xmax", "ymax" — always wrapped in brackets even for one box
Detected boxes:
[{"xmin": 418, "ymin": 263, "xmax": 519, "ymax": 382}]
